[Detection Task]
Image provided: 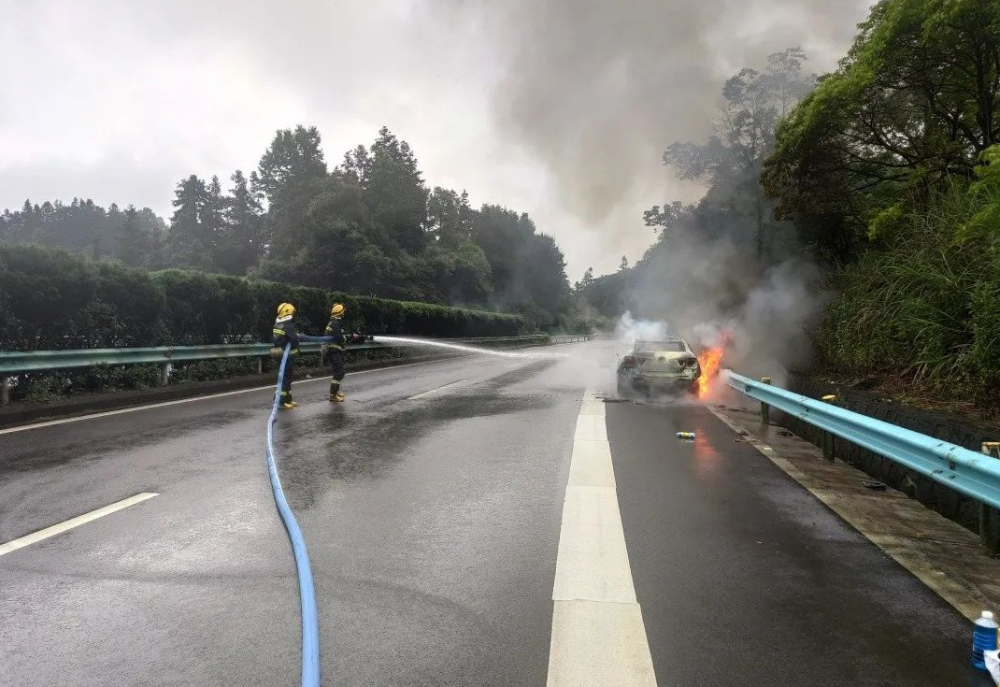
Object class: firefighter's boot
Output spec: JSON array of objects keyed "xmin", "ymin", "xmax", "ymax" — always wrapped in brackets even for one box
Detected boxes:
[{"xmin": 329, "ymin": 381, "xmax": 345, "ymax": 403}]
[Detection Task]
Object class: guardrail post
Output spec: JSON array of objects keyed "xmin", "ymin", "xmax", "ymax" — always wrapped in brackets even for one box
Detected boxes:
[
  {"xmin": 1, "ymin": 376, "xmax": 10, "ymax": 406},
  {"xmin": 821, "ymin": 395, "xmax": 838, "ymax": 461},
  {"xmin": 759, "ymin": 377, "xmax": 771, "ymax": 425},
  {"xmin": 981, "ymin": 442, "xmax": 1000, "ymax": 556},
  {"xmin": 159, "ymin": 363, "xmax": 172, "ymax": 386}
]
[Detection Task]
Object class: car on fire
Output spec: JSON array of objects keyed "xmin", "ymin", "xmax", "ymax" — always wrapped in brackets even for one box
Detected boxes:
[{"xmin": 617, "ymin": 338, "xmax": 702, "ymax": 396}]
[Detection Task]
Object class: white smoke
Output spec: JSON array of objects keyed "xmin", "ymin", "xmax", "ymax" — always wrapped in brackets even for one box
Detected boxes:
[
  {"xmin": 621, "ymin": 229, "xmax": 825, "ymax": 397},
  {"xmin": 614, "ymin": 312, "xmax": 668, "ymax": 354}
]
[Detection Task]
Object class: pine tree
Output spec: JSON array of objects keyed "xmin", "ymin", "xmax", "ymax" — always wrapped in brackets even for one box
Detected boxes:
[
  {"xmin": 118, "ymin": 205, "xmax": 147, "ymax": 267},
  {"xmin": 217, "ymin": 169, "xmax": 264, "ymax": 274},
  {"xmin": 257, "ymin": 126, "xmax": 328, "ymax": 260},
  {"xmin": 167, "ymin": 175, "xmax": 211, "ymax": 269}
]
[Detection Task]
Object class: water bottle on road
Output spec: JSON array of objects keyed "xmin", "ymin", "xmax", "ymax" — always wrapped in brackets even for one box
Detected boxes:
[{"xmin": 972, "ymin": 610, "xmax": 998, "ymax": 670}]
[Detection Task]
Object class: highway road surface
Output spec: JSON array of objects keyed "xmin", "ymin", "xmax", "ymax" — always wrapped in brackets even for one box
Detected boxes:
[{"xmin": 0, "ymin": 340, "xmax": 988, "ymax": 686}]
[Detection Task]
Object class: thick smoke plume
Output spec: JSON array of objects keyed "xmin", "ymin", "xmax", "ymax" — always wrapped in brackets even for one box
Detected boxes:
[
  {"xmin": 435, "ymin": 0, "xmax": 855, "ymax": 386},
  {"xmin": 619, "ymin": 229, "xmax": 825, "ymax": 395},
  {"xmin": 436, "ymin": 0, "xmax": 871, "ymax": 270}
]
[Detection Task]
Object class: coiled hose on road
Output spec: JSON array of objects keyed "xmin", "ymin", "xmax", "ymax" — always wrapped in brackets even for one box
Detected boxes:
[{"xmin": 267, "ymin": 344, "xmax": 320, "ymax": 686}]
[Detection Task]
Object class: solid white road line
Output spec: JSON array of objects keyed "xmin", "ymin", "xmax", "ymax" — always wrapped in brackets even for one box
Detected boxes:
[
  {"xmin": 406, "ymin": 379, "xmax": 466, "ymax": 400},
  {"xmin": 0, "ymin": 492, "xmax": 158, "ymax": 557},
  {"xmin": 0, "ymin": 357, "xmax": 454, "ymax": 436},
  {"xmin": 546, "ymin": 390, "xmax": 658, "ymax": 687}
]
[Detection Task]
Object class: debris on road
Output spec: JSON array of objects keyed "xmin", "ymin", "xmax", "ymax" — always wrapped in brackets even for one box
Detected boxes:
[
  {"xmin": 778, "ymin": 430, "xmax": 793, "ymax": 437},
  {"xmin": 863, "ymin": 481, "xmax": 887, "ymax": 491},
  {"xmin": 676, "ymin": 431, "xmax": 696, "ymax": 440}
]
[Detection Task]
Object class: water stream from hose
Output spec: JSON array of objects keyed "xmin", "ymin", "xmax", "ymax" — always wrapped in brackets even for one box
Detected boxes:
[{"xmin": 374, "ymin": 336, "xmax": 568, "ymax": 359}]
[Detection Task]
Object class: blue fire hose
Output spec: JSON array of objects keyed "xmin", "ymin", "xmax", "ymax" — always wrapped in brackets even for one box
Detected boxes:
[{"xmin": 267, "ymin": 344, "xmax": 320, "ymax": 686}]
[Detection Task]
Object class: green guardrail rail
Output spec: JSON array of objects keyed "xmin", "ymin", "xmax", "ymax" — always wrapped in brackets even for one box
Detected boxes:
[{"xmin": 0, "ymin": 334, "xmax": 590, "ymax": 404}]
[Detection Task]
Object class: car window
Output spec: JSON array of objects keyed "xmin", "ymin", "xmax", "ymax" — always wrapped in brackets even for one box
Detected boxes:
[{"xmin": 636, "ymin": 341, "xmax": 686, "ymax": 353}]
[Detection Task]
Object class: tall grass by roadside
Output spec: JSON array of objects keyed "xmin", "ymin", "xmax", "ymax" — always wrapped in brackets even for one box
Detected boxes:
[{"xmin": 819, "ymin": 149, "xmax": 1000, "ymax": 408}]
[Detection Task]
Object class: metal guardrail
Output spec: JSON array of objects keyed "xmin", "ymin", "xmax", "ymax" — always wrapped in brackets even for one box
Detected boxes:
[
  {"xmin": 0, "ymin": 334, "xmax": 589, "ymax": 405},
  {"xmin": 723, "ymin": 370, "xmax": 1000, "ymax": 511}
]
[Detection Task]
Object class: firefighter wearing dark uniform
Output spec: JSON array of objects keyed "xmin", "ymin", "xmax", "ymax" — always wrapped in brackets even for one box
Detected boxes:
[
  {"xmin": 324, "ymin": 303, "xmax": 347, "ymax": 402},
  {"xmin": 272, "ymin": 302, "xmax": 300, "ymax": 409}
]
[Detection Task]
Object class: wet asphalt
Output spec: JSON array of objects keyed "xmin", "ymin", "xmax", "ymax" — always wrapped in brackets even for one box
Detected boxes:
[{"xmin": 0, "ymin": 340, "xmax": 989, "ymax": 686}]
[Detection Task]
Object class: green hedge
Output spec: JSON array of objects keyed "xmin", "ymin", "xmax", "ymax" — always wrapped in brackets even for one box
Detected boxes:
[{"xmin": 0, "ymin": 243, "xmax": 525, "ymax": 352}]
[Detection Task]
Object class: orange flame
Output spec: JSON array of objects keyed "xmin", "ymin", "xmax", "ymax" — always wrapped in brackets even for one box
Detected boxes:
[{"xmin": 696, "ymin": 344, "xmax": 726, "ymax": 398}]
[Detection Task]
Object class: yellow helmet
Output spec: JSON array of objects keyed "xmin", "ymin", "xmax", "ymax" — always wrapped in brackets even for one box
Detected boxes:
[
  {"xmin": 330, "ymin": 303, "xmax": 345, "ymax": 318},
  {"xmin": 277, "ymin": 302, "xmax": 296, "ymax": 318}
]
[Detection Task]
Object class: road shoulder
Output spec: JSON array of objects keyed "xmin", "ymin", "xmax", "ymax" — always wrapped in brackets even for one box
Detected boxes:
[{"xmin": 710, "ymin": 404, "xmax": 1000, "ymax": 621}]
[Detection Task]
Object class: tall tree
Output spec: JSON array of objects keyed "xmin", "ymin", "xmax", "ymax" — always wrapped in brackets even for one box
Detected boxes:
[
  {"xmin": 257, "ymin": 125, "xmax": 328, "ymax": 261},
  {"xmin": 763, "ymin": 0, "xmax": 1000, "ymax": 262},
  {"xmin": 202, "ymin": 175, "xmax": 227, "ymax": 258},
  {"xmin": 167, "ymin": 175, "xmax": 212, "ymax": 269},
  {"xmin": 427, "ymin": 187, "xmax": 474, "ymax": 245},
  {"xmin": 655, "ymin": 48, "xmax": 813, "ymax": 261},
  {"xmin": 341, "ymin": 127, "xmax": 429, "ymax": 253},
  {"xmin": 117, "ymin": 205, "xmax": 146, "ymax": 267},
  {"xmin": 215, "ymin": 169, "xmax": 265, "ymax": 274},
  {"xmin": 256, "ymin": 125, "xmax": 328, "ymax": 205},
  {"xmin": 471, "ymin": 204, "xmax": 570, "ymax": 324}
]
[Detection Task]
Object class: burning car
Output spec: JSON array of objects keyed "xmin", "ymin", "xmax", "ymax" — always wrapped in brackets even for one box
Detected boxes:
[{"xmin": 617, "ymin": 339, "xmax": 702, "ymax": 396}]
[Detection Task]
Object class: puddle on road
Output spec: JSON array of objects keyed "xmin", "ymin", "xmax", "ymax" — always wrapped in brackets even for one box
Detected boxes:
[{"xmin": 275, "ymin": 389, "xmax": 557, "ymax": 508}]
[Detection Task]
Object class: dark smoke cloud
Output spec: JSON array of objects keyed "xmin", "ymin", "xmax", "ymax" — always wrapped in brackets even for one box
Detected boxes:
[{"xmin": 435, "ymin": 0, "xmax": 872, "ymax": 270}]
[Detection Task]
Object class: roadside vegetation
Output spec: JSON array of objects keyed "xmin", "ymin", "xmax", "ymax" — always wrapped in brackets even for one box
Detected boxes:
[
  {"xmin": 577, "ymin": 0, "xmax": 1000, "ymax": 413},
  {"xmin": 765, "ymin": 0, "xmax": 1000, "ymax": 410},
  {"xmin": 0, "ymin": 243, "xmax": 523, "ymax": 404},
  {"xmin": 0, "ymin": 128, "xmax": 573, "ymax": 330}
]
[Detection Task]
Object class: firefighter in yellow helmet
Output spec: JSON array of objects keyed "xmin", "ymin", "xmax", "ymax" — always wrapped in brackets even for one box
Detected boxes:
[
  {"xmin": 271, "ymin": 302, "xmax": 300, "ymax": 409},
  {"xmin": 324, "ymin": 303, "xmax": 347, "ymax": 402}
]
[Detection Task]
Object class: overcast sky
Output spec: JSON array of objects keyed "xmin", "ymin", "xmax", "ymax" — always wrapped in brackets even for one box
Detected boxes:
[{"xmin": 0, "ymin": 0, "xmax": 872, "ymax": 279}]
